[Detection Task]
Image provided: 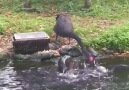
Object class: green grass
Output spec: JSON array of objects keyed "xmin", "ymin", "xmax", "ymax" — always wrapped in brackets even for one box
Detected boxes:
[
  {"xmin": 0, "ymin": 0, "xmax": 129, "ymax": 52},
  {"xmin": 88, "ymin": 0, "xmax": 129, "ymax": 19},
  {"xmin": 0, "ymin": 13, "xmax": 54, "ymax": 34},
  {"xmin": 1, "ymin": 0, "xmax": 129, "ymax": 18},
  {"xmin": 90, "ymin": 22, "xmax": 129, "ymax": 51}
]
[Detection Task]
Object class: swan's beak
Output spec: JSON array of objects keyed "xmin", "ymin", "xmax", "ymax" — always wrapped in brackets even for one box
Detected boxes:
[
  {"xmin": 89, "ymin": 56, "xmax": 96, "ymax": 68},
  {"xmin": 89, "ymin": 56, "xmax": 94, "ymax": 62}
]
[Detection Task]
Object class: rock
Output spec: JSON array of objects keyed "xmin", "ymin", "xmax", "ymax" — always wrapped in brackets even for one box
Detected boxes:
[
  {"xmin": 12, "ymin": 45, "xmax": 82, "ymax": 61},
  {"xmin": 12, "ymin": 54, "xmax": 31, "ymax": 60},
  {"xmin": 101, "ymin": 48, "xmax": 114, "ymax": 55},
  {"xmin": 31, "ymin": 50, "xmax": 60, "ymax": 61},
  {"xmin": 49, "ymin": 43, "xmax": 60, "ymax": 50},
  {"xmin": 59, "ymin": 45, "xmax": 82, "ymax": 57},
  {"xmin": 12, "ymin": 50, "xmax": 60, "ymax": 61}
]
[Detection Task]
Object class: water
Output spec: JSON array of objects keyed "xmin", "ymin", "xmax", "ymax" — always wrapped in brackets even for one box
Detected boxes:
[{"xmin": 0, "ymin": 57, "xmax": 129, "ymax": 90}]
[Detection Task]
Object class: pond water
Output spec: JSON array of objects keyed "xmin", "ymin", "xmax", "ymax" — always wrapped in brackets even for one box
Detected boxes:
[{"xmin": 0, "ymin": 57, "xmax": 129, "ymax": 90}]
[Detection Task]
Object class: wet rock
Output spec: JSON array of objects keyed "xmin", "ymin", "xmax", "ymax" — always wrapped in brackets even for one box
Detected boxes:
[
  {"xmin": 12, "ymin": 45, "xmax": 83, "ymax": 61},
  {"xmin": 59, "ymin": 45, "xmax": 82, "ymax": 57},
  {"xmin": 12, "ymin": 54, "xmax": 31, "ymax": 60},
  {"xmin": 31, "ymin": 50, "xmax": 60, "ymax": 61},
  {"xmin": 49, "ymin": 43, "xmax": 60, "ymax": 50},
  {"xmin": 12, "ymin": 50, "xmax": 60, "ymax": 61}
]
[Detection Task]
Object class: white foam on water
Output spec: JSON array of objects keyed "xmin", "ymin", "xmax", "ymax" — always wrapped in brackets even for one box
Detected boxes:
[
  {"xmin": 96, "ymin": 66, "xmax": 108, "ymax": 73},
  {"xmin": 57, "ymin": 65, "xmax": 108, "ymax": 84},
  {"xmin": 58, "ymin": 71, "xmax": 78, "ymax": 79}
]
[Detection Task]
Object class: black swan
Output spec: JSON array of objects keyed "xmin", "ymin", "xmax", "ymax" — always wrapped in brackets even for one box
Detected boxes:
[{"xmin": 54, "ymin": 13, "xmax": 96, "ymax": 67}]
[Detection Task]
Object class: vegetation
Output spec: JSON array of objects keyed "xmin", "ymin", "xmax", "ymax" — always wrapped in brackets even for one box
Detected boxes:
[
  {"xmin": 0, "ymin": 0, "xmax": 129, "ymax": 52},
  {"xmin": 90, "ymin": 22, "xmax": 129, "ymax": 52}
]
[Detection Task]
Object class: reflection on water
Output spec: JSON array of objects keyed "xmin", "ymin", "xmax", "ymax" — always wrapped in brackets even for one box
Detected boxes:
[
  {"xmin": 0, "ymin": 61, "xmax": 22, "ymax": 90},
  {"xmin": 0, "ymin": 57, "xmax": 129, "ymax": 90}
]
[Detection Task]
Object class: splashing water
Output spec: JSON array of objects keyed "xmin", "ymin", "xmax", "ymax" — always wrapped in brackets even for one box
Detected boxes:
[
  {"xmin": 0, "ymin": 57, "xmax": 129, "ymax": 90},
  {"xmin": 57, "ymin": 65, "xmax": 109, "ymax": 84}
]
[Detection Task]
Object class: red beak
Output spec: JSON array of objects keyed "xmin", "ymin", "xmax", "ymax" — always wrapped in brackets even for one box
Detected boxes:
[{"xmin": 89, "ymin": 56, "xmax": 94, "ymax": 62}]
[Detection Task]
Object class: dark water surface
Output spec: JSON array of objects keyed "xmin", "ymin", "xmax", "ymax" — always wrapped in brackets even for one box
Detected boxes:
[{"xmin": 0, "ymin": 57, "xmax": 129, "ymax": 90}]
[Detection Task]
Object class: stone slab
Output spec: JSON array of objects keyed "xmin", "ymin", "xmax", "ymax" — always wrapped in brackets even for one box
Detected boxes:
[{"xmin": 12, "ymin": 32, "xmax": 50, "ymax": 54}]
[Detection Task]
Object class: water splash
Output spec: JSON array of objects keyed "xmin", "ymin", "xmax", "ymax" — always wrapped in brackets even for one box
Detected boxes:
[
  {"xmin": 0, "ymin": 57, "xmax": 129, "ymax": 90},
  {"xmin": 57, "ymin": 65, "xmax": 109, "ymax": 84}
]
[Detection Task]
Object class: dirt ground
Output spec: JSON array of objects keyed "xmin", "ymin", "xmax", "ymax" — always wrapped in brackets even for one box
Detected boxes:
[{"xmin": 0, "ymin": 35, "xmax": 13, "ymax": 55}]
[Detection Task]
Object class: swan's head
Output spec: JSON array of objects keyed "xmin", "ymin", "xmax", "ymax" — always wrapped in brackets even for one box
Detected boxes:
[
  {"xmin": 83, "ymin": 50, "xmax": 96, "ymax": 68},
  {"xmin": 55, "ymin": 12, "xmax": 69, "ymax": 21}
]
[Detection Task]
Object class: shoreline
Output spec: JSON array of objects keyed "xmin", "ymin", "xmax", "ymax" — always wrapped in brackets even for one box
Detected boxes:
[{"xmin": 1, "ymin": 35, "xmax": 129, "ymax": 60}]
